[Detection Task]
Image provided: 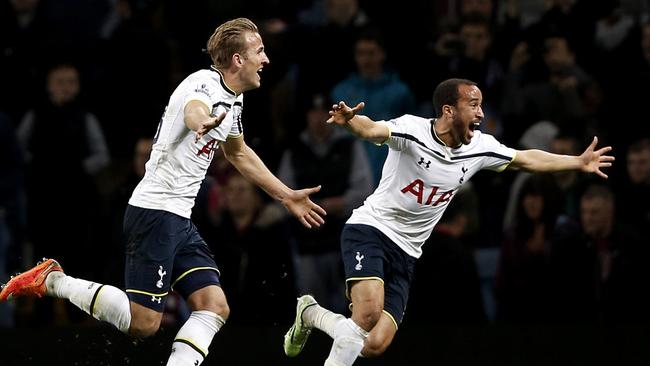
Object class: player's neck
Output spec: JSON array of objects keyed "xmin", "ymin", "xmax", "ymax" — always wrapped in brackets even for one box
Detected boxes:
[
  {"xmin": 431, "ymin": 118, "xmax": 460, "ymax": 148},
  {"xmin": 215, "ymin": 67, "xmax": 244, "ymax": 95}
]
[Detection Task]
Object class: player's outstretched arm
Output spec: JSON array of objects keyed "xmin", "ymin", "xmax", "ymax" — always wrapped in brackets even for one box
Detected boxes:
[
  {"xmin": 327, "ymin": 101, "xmax": 390, "ymax": 144},
  {"xmin": 222, "ymin": 137, "xmax": 326, "ymax": 228},
  {"xmin": 510, "ymin": 136, "xmax": 614, "ymax": 178},
  {"xmin": 184, "ymin": 100, "xmax": 227, "ymax": 142}
]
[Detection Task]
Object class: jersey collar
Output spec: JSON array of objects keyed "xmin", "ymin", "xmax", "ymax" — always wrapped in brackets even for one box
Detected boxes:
[{"xmin": 210, "ymin": 65, "xmax": 236, "ymax": 96}]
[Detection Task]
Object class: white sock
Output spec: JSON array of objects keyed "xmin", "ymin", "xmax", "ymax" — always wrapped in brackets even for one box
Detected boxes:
[
  {"xmin": 324, "ymin": 318, "xmax": 368, "ymax": 366},
  {"xmin": 45, "ymin": 272, "xmax": 131, "ymax": 333},
  {"xmin": 303, "ymin": 304, "xmax": 346, "ymax": 339},
  {"xmin": 166, "ymin": 310, "xmax": 225, "ymax": 366}
]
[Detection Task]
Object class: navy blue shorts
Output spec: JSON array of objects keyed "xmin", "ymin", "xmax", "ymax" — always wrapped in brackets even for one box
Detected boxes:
[
  {"xmin": 341, "ymin": 224, "xmax": 416, "ymax": 328},
  {"xmin": 122, "ymin": 205, "xmax": 220, "ymax": 312}
]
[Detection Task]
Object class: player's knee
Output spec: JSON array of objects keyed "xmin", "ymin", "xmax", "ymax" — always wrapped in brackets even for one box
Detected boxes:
[
  {"xmin": 214, "ymin": 301, "xmax": 230, "ymax": 320},
  {"xmin": 202, "ymin": 295, "xmax": 230, "ymax": 318},
  {"xmin": 128, "ymin": 314, "xmax": 161, "ymax": 338},
  {"xmin": 355, "ymin": 306, "xmax": 382, "ymax": 330},
  {"xmin": 129, "ymin": 321, "xmax": 160, "ymax": 338},
  {"xmin": 187, "ymin": 286, "xmax": 230, "ymax": 319}
]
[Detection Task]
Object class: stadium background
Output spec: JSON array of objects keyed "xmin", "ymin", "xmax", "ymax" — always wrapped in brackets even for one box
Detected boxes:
[{"xmin": 1, "ymin": 0, "xmax": 650, "ymax": 364}]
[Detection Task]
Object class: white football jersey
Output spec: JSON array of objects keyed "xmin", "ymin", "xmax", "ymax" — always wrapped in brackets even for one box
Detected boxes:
[
  {"xmin": 129, "ymin": 67, "xmax": 243, "ymax": 218},
  {"xmin": 347, "ymin": 114, "xmax": 516, "ymax": 258}
]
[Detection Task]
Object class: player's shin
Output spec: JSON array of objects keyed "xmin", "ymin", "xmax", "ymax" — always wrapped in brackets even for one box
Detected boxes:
[
  {"xmin": 46, "ymin": 273, "xmax": 131, "ymax": 333},
  {"xmin": 166, "ymin": 310, "xmax": 225, "ymax": 366},
  {"xmin": 324, "ymin": 318, "xmax": 368, "ymax": 366},
  {"xmin": 304, "ymin": 303, "xmax": 346, "ymax": 339}
]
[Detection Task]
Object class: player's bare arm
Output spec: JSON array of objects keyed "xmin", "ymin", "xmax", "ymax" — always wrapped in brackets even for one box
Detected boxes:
[
  {"xmin": 327, "ymin": 101, "xmax": 390, "ymax": 144},
  {"xmin": 222, "ymin": 136, "xmax": 326, "ymax": 228},
  {"xmin": 184, "ymin": 100, "xmax": 227, "ymax": 142},
  {"xmin": 511, "ymin": 136, "xmax": 614, "ymax": 178}
]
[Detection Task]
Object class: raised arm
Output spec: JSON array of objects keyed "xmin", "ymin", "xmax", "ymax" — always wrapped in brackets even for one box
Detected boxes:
[
  {"xmin": 184, "ymin": 100, "xmax": 226, "ymax": 141},
  {"xmin": 222, "ymin": 136, "xmax": 326, "ymax": 228},
  {"xmin": 326, "ymin": 101, "xmax": 390, "ymax": 144},
  {"xmin": 510, "ymin": 136, "xmax": 614, "ymax": 178}
]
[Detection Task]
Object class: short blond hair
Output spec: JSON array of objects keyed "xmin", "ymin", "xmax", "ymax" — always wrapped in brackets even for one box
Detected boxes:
[{"xmin": 206, "ymin": 18, "xmax": 258, "ymax": 69}]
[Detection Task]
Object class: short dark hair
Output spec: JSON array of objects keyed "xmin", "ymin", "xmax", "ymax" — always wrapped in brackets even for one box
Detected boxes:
[{"xmin": 432, "ymin": 78, "xmax": 477, "ymax": 117}]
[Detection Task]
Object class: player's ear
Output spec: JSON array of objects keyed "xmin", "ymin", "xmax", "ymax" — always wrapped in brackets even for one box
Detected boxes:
[
  {"xmin": 235, "ymin": 53, "xmax": 245, "ymax": 66},
  {"xmin": 443, "ymin": 105, "xmax": 454, "ymax": 117}
]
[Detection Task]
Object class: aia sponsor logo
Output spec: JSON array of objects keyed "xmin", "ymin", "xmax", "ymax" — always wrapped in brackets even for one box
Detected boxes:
[{"xmin": 401, "ymin": 179, "xmax": 453, "ymax": 206}]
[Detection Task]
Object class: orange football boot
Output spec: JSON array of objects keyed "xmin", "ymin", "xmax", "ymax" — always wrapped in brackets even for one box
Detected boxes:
[{"xmin": 0, "ymin": 258, "xmax": 63, "ymax": 302}]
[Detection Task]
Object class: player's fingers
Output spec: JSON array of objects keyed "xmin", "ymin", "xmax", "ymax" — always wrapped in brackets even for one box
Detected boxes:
[
  {"xmin": 311, "ymin": 203, "xmax": 326, "ymax": 216},
  {"xmin": 298, "ymin": 216, "xmax": 312, "ymax": 229},
  {"xmin": 311, "ymin": 212, "xmax": 324, "ymax": 226},
  {"xmin": 589, "ymin": 136, "xmax": 598, "ymax": 149},
  {"xmin": 352, "ymin": 102, "xmax": 365, "ymax": 112},
  {"xmin": 596, "ymin": 146, "xmax": 613, "ymax": 155},
  {"xmin": 596, "ymin": 169, "xmax": 608, "ymax": 179},
  {"xmin": 600, "ymin": 155, "xmax": 615, "ymax": 162},
  {"xmin": 304, "ymin": 214, "xmax": 320, "ymax": 228},
  {"xmin": 309, "ymin": 210, "xmax": 325, "ymax": 225},
  {"xmin": 213, "ymin": 111, "xmax": 227, "ymax": 124},
  {"xmin": 600, "ymin": 162, "xmax": 612, "ymax": 168}
]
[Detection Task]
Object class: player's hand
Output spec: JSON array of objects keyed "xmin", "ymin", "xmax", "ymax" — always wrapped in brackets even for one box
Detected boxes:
[
  {"xmin": 195, "ymin": 111, "xmax": 226, "ymax": 142},
  {"xmin": 326, "ymin": 101, "xmax": 365, "ymax": 126},
  {"xmin": 580, "ymin": 136, "xmax": 615, "ymax": 179},
  {"xmin": 282, "ymin": 185, "xmax": 327, "ymax": 229}
]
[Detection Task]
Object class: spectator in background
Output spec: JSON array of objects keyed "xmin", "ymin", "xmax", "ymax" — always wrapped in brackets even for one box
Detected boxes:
[
  {"xmin": 17, "ymin": 63, "xmax": 110, "ymax": 279},
  {"xmin": 497, "ymin": 174, "xmax": 562, "ymax": 322},
  {"xmin": 502, "ymin": 120, "xmax": 558, "ymax": 231},
  {"xmin": 505, "ymin": 130, "xmax": 590, "ymax": 228},
  {"xmin": 331, "ymin": 28, "xmax": 416, "ymax": 186},
  {"xmin": 209, "ymin": 172, "xmax": 296, "ymax": 326},
  {"xmin": 278, "ymin": 93, "xmax": 374, "ymax": 312},
  {"xmin": 617, "ymin": 138, "xmax": 650, "ymax": 229},
  {"xmin": 502, "ymin": 34, "xmax": 594, "ymax": 143},
  {"xmin": 257, "ymin": 0, "xmax": 374, "ymax": 155},
  {"xmin": 15, "ymin": 63, "xmax": 110, "ymax": 326},
  {"xmin": 551, "ymin": 184, "xmax": 648, "ymax": 322},
  {"xmin": 431, "ymin": 14, "xmax": 505, "ymax": 110}
]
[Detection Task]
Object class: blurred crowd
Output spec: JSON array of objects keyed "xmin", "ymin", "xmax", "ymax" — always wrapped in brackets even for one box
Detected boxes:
[{"xmin": 0, "ymin": 0, "xmax": 649, "ymax": 329}]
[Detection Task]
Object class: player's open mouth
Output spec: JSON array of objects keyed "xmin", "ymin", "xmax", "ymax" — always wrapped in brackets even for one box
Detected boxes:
[{"xmin": 469, "ymin": 122, "xmax": 480, "ymax": 131}]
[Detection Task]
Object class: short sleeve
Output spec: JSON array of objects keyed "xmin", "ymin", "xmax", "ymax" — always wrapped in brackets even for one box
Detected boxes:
[
  {"xmin": 182, "ymin": 81, "xmax": 216, "ymax": 110},
  {"xmin": 381, "ymin": 114, "xmax": 419, "ymax": 151},
  {"xmin": 479, "ymin": 134, "xmax": 517, "ymax": 172}
]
